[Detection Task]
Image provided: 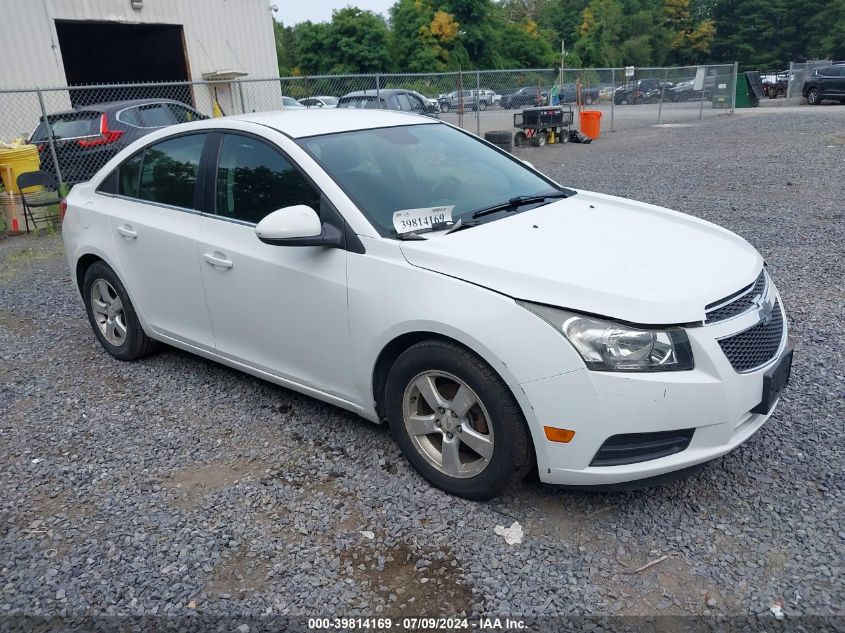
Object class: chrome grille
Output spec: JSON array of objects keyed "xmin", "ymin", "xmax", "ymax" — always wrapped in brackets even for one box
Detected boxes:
[
  {"xmin": 718, "ymin": 301, "xmax": 784, "ymax": 372},
  {"xmin": 705, "ymin": 270, "xmax": 766, "ymax": 324}
]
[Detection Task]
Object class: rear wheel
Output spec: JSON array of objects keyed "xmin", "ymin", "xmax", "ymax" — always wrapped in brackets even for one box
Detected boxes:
[
  {"xmin": 513, "ymin": 131, "xmax": 527, "ymax": 147},
  {"xmin": 532, "ymin": 132, "xmax": 547, "ymax": 147},
  {"xmin": 478, "ymin": 100, "xmax": 487, "ymax": 111},
  {"xmin": 806, "ymin": 88, "xmax": 821, "ymax": 105},
  {"xmin": 82, "ymin": 262, "xmax": 159, "ymax": 361},
  {"xmin": 385, "ymin": 340, "xmax": 531, "ymax": 500}
]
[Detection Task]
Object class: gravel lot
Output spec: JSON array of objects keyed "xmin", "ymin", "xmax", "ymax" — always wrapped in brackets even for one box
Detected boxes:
[{"xmin": 0, "ymin": 108, "xmax": 843, "ymax": 630}]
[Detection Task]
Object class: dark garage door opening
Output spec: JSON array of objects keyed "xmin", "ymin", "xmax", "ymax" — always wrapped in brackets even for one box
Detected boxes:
[{"xmin": 55, "ymin": 21, "xmax": 192, "ymax": 107}]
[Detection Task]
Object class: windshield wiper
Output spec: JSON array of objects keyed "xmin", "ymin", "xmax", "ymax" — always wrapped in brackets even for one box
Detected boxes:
[{"xmin": 471, "ymin": 191, "xmax": 570, "ymax": 220}]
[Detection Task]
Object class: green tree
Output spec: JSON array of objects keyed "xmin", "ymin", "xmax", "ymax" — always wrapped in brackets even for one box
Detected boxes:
[
  {"xmin": 326, "ymin": 7, "xmax": 392, "ymax": 73},
  {"xmin": 292, "ymin": 21, "xmax": 332, "ymax": 74}
]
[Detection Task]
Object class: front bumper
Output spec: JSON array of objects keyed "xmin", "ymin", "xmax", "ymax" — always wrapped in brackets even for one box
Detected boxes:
[{"xmin": 522, "ymin": 291, "xmax": 790, "ymax": 487}]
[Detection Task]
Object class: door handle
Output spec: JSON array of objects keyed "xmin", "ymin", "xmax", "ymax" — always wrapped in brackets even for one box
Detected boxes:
[
  {"xmin": 117, "ymin": 224, "xmax": 138, "ymax": 240},
  {"xmin": 203, "ymin": 252, "xmax": 234, "ymax": 269}
]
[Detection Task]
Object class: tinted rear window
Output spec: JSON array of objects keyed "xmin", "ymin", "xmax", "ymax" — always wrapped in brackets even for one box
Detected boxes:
[
  {"xmin": 338, "ymin": 96, "xmax": 382, "ymax": 109},
  {"xmin": 31, "ymin": 112, "xmax": 101, "ymax": 141}
]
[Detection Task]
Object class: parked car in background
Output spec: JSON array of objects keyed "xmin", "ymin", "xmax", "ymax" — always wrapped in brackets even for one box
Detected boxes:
[
  {"xmin": 551, "ymin": 84, "xmax": 600, "ymax": 105},
  {"xmin": 613, "ymin": 78, "xmax": 671, "ymax": 104},
  {"xmin": 281, "ymin": 96, "xmax": 305, "ymax": 109},
  {"xmin": 802, "ymin": 64, "xmax": 845, "ymax": 105},
  {"xmin": 298, "ymin": 96, "xmax": 338, "ymax": 108},
  {"xmin": 29, "ymin": 98, "xmax": 206, "ymax": 184},
  {"xmin": 438, "ymin": 90, "xmax": 498, "ymax": 112},
  {"xmin": 666, "ymin": 80, "xmax": 703, "ymax": 102},
  {"xmin": 338, "ymin": 89, "xmax": 439, "ymax": 117},
  {"xmin": 500, "ymin": 86, "xmax": 544, "ymax": 109},
  {"xmin": 597, "ymin": 86, "xmax": 615, "ymax": 102}
]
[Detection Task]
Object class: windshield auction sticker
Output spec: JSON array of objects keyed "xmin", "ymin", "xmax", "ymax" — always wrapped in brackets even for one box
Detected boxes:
[{"xmin": 393, "ymin": 206, "xmax": 454, "ymax": 234}]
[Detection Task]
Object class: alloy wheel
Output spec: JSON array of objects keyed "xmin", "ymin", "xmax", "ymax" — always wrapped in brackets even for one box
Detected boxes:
[
  {"xmin": 402, "ymin": 370, "xmax": 494, "ymax": 479},
  {"xmin": 90, "ymin": 279, "xmax": 127, "ymax": 346}
]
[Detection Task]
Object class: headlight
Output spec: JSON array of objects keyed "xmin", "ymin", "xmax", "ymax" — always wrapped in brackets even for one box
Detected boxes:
[{"xmin": 518, "ymin": 301, "xmax": 694, "ymax": 372}]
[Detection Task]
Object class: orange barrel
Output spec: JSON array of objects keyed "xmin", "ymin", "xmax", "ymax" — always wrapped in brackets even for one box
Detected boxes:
[{"xmin": 579, "ymin": 110, "xmax": 603, "ymax": 139}]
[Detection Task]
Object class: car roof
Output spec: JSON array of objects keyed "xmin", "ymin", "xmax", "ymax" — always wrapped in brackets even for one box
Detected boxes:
[
  {"xmin": 47, "ymin": 98, "xmax": 187, "ymax": 116},
  {"xmin": 229, "ymin": 109, "xmax": 436, "ymax": 138},
  {"xmin": 341, "ymin": 90, "xmax": 392, "ymax": 98}
]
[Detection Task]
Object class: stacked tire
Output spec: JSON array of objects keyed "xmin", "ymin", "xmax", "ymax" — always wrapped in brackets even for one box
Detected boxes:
[{"xmin": 484, "ymin": 130, "xmax": 512, "ymax": 153}]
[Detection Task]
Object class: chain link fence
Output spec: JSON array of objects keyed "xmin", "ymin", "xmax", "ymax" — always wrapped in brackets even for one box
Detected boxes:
[{"xmin": 0, "ymin": 64, "xmax": 737, "ymax": 194}]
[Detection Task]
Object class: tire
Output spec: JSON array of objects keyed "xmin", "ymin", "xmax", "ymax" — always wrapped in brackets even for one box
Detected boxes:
[
  {"xmin": 385, "ymin": 340, "xmax": 531, "ymax": 500},
  {"xmin": 532, "ymin": 132, "xmax": 547, "ymax": 147},
  {"xmin": 806, "ymin": 88, "xmax": 821, "ymax": 105},
  {"xmin": 478, "ymin": 100, "xmax": 487, "ymax": 111},
  {"xmin": 82, "ymin": 261, "xmax": 159, "ymax": 361},
  {"xmin": 513, "ymin": 131, "xmax": 527, "ymax": 147},
  {"xmin": 484, "ymin": 130, "xmax": 512, "ymax": 144}
]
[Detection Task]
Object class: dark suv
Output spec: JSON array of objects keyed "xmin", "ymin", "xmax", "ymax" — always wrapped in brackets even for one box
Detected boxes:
[
  {"xmin": 337, "ymin": 89, "xmax": 439, "ymax": 116},
  {"xmin": 613, "ymin": 78, "xmax": 669, "ymax": 105},
  {"xmin": 30, "ymin": 99, "xmax": 206, "ymax": 183},
  {"xmin": 803, "ymin": 65, "xmax": 845, "ymax": 105},
  {"xmin": 500, "ymin": 86, "xmax": 545, "ymax": 109}
]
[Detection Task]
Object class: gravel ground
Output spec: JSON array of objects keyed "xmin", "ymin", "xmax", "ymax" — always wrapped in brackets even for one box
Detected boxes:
[{"xmin": 0, "ymin": 108, "xmax": 843, "ymax": 631}]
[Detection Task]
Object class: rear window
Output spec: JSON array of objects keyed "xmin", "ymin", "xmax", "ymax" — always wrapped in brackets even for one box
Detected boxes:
[
  {"xmin": 31, "ymin": 112, "xmax": 101, "ymax": 142},
  {"xmin": 338, "ymin": 96, "xmax": 383, "ymax": 109}
]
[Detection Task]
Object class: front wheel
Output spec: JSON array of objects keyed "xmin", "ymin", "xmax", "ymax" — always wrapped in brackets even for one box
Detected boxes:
[
  {"xmin": 478, "ymin": 100, "xmax": 487, "ymax": 111},
  {"xmin": 440, "ymin": 102, "xmax": 450, "ymax": 112},
  {"xmin": 532, "ymin": 131, "xmax": 547, "ymax": 147},
  {"xmin": 806, "ymin": 88, "xmax": 821, "ymax": 105},
  {"xmin": 83, "ymin": 262, "xmax": 159, "ymax": 361},
  {"xmin": 385, "ymin": 341, "xmax": 531, "ymax": 500},
  {"xmin": 513, "ymin": 131, "xmax": 527, "ymax": 147}
]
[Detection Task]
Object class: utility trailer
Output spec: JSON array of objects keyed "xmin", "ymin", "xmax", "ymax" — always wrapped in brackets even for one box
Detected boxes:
[{"xmin": 513, "ymin": 105, "xmax": 573, "ymax": 147}]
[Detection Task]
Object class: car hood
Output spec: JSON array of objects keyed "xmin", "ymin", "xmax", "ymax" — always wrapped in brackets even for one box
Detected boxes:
[{"xmin": 399, "ymin": 190, "xmax": 763, "ymax": 325}]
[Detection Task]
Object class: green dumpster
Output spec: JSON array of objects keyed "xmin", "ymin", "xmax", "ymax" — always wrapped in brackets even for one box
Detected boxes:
[
  {"xmin": 712, "ymin": 75, "xmax": 731, "ymax": 109},
  {"xmin": 735, "ymin": 73, "xmax": 759, "ymax": 108}
]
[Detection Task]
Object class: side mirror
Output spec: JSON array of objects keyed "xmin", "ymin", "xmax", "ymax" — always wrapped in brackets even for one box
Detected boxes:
[{"xmin": 255, "ymin": 205, "xmax": 343, "ymax": 248}]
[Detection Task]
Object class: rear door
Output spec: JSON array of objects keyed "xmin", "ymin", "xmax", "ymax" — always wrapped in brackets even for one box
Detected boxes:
[
  {"xmin": 197, "ymin": 132, "xmax": 352, "ymax": 396},
  {"xmin": 105, "ymin": 132, "xmax": 215, "ymax": 349},
  {"xmin": 832, "ymin": 66, "xmax": 845, "ymax": 96}
]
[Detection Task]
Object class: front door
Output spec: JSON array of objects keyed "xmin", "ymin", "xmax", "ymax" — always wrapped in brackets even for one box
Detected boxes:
[
  {"xmin": 107, "ymin": 132, "xmax": 215, "ymax": 349},
  {"xmin": 197, "ymin": 133, "xmax": 352, "ymax": 397}
]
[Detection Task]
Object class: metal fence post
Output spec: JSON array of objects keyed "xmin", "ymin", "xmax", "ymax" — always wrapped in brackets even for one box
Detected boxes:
[
  {"xmin": 657, "ymin": 67, "xmax": 668, "ymax": 125},
  {"xmin": 476, "ymin": 70, "xmax": 481, "ymax": 137},
  {"xmin": 730, "ymin": 62, "xmax": 738, "ymax": 114},
  {"xmin": 610, "ymin": 68, "xmax": 615, "ymax": 132},
  {"xmin": 699, "ymin": 66, "xmax": 706, "ymax": 119},
  {"xmin": 237, "ymin": 80, "xmax": 246, "ymax": 114},
  {"xmin": 36, "ymin": 89, "xmax": 64, "ymax": 187},
  {"xmin": 375, "ymin": 74, "xmax": 381, "ymax": 109},
  {"xmin": 786, "ymin": 61, "xmax": 793, "ymax": 107}
]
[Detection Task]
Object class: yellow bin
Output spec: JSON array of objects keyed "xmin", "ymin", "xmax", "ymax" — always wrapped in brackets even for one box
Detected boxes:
[{"xmin": 0, "ymin": 144, "xmax": 42, "ymax": 194}]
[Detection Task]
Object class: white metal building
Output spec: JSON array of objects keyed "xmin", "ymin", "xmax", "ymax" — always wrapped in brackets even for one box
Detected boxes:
[{"xmin": 0, "ymin": 0, "xmax": 281, "ymax": 137}]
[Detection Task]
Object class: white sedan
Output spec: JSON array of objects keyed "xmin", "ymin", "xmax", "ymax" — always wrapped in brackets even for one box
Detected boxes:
[{"xmin": 63, "ymin": 110, "xmax": 792, "ymax": 499}]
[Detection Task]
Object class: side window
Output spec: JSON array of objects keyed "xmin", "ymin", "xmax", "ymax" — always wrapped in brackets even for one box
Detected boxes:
[
  {"xmin": 137, "ymin": 104, "xmax": 175, "ymax": 127},
  {"xmin": 118, "ymin": 107, "xmax": 142, "ymax": 127},
  {"xmin": 396, "ymin": 93, "xmax": 413, "ymax": 111},
  {"xmin": 138, "ymin": 134, "xmax": 206, "ymax": 208},
  {"xmin": 118, "ymin": 152, "xmax": 144, "ymax": 197},
  {"xmin": 214, "ymin": 134, "xmax": 321, "ymax": 224},
  {"xmin": 407, "ymin": 93, "xmax": 426, "ymax": 112},
  {"xmin": 168, "ymin": 103, "xmax": 201, "ymax": 123}
]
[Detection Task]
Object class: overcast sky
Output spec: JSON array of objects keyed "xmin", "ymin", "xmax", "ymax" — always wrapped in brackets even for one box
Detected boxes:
[{"xmin": 274, "ymin": 0, "xmax": 394, "ymax": 25}]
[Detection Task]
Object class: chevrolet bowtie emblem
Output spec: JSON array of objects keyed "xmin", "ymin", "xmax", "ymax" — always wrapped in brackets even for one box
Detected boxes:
[{"xmin": 756, "ymin": 296, "xmax": 774, "ymax": 326}]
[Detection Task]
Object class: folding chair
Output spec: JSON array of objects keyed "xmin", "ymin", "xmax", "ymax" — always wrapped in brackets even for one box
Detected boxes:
[{"xmin": 16, "ymin": 170, "xmax": 63, "ymax": 234}]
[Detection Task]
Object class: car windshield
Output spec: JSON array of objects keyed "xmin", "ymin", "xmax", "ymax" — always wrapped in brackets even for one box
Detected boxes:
[
  {"xmin": 321, "ymin": 97, "xmax": 339, "ymax": 106},
  {"xmin": 298, "ymin": 124, "xmax": 565, "ymax": 237},
  {"xmin": 31, "ymin": 111, "xmax": 101, "ymax": 141}
]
